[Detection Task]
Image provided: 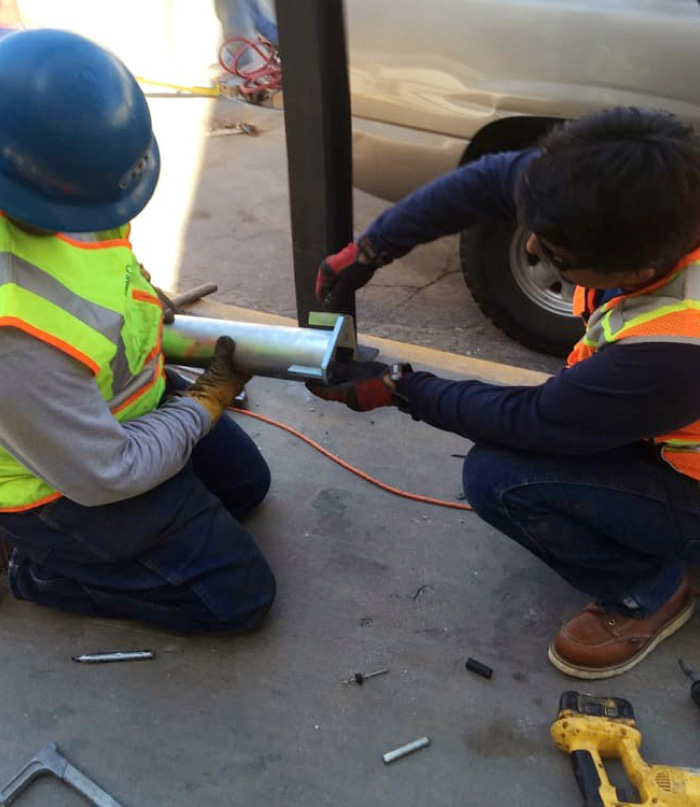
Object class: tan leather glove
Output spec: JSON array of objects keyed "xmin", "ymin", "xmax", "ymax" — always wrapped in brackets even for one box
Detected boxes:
[{"xmin": 184, "ymin": 336, "xmax": 251, "ymax": 423}]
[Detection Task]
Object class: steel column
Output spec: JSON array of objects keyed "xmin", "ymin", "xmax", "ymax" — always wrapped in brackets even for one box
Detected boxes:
[{"xmin": 274, "ymin": 0, "xmax": 354, "ymax": 327}]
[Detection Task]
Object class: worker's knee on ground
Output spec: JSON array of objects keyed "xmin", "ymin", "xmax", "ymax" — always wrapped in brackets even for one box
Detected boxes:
[
  {"xmin": 220, "ymin": 563, "xmax": 276, "ymax": 633},
  {"xmin": 247, "ymin": 459, "xmax": 271, "ymax": 510},
  {"xmin": 462, "ymin": 442, "xmax": 507, "ymax": 514}
]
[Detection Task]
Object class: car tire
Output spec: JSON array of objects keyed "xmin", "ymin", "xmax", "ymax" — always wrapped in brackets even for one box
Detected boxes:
[{"xmin": 460, "ymin": 218, "xmax": 584, "ymax": 357}]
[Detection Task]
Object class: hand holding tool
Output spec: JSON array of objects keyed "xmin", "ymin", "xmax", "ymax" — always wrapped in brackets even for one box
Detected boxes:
[
  {"xmin": 550, "ymin": 690, "xmax": 700, "ymax": 807},
  {"xmin": 184, "ymin": 336, "xmax": 250, "ymax": 423},
  {"xmin": 307, "ymin": 360, "xmax": 413, "ymax": 412},
  {"xmin": 0, "ymin": 743, "xmax": 123, "ymax": 806},
  {"xmin": 316, "ymin": 239, "xmax": 384, "ymax": 311}
]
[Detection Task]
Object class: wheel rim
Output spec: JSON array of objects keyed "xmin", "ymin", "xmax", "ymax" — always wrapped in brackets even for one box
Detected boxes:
[{"xmin": 509, "ymin": 227, "xmax": 576, "ymax": 317}]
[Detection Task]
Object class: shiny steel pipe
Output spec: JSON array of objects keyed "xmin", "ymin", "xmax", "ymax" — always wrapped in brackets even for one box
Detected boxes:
[{"xmin": 162, "ymin": 312, "xmax": 357, "ymax": 384}]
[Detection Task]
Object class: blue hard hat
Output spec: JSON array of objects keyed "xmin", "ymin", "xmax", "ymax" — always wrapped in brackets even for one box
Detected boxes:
[{"xmin": 0, "ymin": 29, "xmax": 160, "ymax": 232}]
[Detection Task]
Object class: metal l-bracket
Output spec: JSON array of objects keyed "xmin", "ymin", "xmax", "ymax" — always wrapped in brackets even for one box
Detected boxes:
[{"xmin": 0, "ymin": 743, "xmax": 124, "ymax": 806}]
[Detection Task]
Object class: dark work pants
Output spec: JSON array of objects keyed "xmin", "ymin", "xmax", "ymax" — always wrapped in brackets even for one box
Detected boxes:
[
  {"xmin": 0, "ymin": 411, "xmax": 275, "ymax": 633},
  {"xmin": 462, "ymin": 442, "xmax": 700, "ymax": 617}
]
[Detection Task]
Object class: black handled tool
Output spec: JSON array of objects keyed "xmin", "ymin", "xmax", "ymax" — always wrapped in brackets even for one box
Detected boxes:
[{"xmin": 678, "ymin": 658, "xmax": 700, "ymax": 707}]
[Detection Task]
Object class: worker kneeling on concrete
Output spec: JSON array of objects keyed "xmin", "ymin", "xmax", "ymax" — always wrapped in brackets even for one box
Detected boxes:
[
  {"xmin": 0, "ymin": 29, "xmax": 275, "ymax": 632},
  {"xmin": 311, "ymin": 107, "xmax": 700, "ymax": 679}
]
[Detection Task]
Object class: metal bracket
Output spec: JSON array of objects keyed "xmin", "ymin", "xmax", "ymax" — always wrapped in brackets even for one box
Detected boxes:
[{"xmin": 0, "ymin": 743, "xmax": 124, "ymax": 806}]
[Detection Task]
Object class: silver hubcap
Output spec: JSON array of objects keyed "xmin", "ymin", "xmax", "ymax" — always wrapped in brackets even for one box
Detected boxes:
[{"xmin": 509, "ymin": 227, "xmax": 576, "ymax": 317}]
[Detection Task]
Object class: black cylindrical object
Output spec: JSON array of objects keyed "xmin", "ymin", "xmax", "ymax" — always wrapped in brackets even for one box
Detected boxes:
[
  {"xmin": 691, "ymin": 679, "xmax": 700, "ymax": 708},
  {"xmin": 465, "ymin": 657, "xmax": 493, "ymax": 679}
]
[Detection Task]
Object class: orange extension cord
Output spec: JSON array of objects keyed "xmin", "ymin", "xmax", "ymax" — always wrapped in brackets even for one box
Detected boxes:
[
  {"xmin": 229, "ymin": 407, "xmax": 474, "ymax": 512},
  {"xmin": 229, "ymin": 408, "xmax": 700, "ymax": 600}
]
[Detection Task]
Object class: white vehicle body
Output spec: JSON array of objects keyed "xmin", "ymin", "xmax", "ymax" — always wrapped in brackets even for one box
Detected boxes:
[{"xmin": 346, "ymin": 0, "xmax": 700, "ymax": 200}]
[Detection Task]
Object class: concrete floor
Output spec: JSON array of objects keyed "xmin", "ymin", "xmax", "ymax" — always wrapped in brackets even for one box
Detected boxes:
[
  {"xmin": 1, "ymin": 96, "xmax": 699, "ymax": 805},
  {"xmin": 2, "ymin": 331, "xmax": 700, "ymax": 806}
]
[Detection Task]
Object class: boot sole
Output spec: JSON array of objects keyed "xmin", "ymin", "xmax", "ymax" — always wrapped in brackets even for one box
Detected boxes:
[{"xmin": 547, "ymin": 597, "xmax": 695, "ymax": 680}]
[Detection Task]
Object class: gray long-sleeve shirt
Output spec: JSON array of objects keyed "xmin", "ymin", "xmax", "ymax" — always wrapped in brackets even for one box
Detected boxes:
[{"xmin": 0, "ymin": 327, "xmax": 212, "ymax": 507}]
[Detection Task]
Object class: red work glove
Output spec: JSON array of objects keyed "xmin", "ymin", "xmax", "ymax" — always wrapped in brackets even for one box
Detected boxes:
[
  {"xmin": 307, "ymin": 361, "xmax": 410, "ymax": 412},
  {"xmin": 315, "ymin": 238, "xmax": 383, "ymax": 311}
]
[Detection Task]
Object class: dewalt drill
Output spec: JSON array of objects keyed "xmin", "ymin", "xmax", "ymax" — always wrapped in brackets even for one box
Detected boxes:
[{"xmin": 551, "ymin": 691, "xmax": 700, "ymax": 806}]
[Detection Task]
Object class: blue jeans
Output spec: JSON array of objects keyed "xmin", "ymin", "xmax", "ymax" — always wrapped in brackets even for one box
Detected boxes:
[
  {"xmin": 462, "ymin": 442, "xmax": 700, "ymax": 617},
  {"xmin": 0, "ymin": 402, "xmax": 275, "ymax": 633},
  {"xmin": 215, "ymin": 0, "xmax": 279, "ymax": 46}
]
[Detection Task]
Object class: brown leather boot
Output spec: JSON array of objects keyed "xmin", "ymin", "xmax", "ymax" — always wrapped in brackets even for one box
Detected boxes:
[{"xmin": 548, "ymin": 578, "xmax": 695, "ymax": 679}]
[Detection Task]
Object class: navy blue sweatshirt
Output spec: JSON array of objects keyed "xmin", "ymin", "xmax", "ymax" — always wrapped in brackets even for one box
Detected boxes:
[{"xmin": 363, "ymin": 151, "xmax": 700, "ymax": 455}]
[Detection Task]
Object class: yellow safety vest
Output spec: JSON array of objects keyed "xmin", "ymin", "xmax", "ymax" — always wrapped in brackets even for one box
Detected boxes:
[
  {"xmin": 0, "ymin": 213, "xmax": 166, "ymax": 510},
  {"xmin": 568, "ymin": 245, "xmax": 700, "ymax": 481}
]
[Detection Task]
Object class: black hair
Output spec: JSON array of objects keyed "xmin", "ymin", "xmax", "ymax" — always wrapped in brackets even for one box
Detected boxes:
[{"xmin": 517, "ymin": 107, "xmax": 700, "ymax": 273}]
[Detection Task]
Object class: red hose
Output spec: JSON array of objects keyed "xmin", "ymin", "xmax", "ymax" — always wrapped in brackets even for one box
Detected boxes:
[{"xmin": 219, "ymin": 36, "xmax": 281, "ymax": 97}]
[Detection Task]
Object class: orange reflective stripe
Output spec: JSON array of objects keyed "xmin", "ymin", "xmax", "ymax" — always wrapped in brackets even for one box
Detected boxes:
[
  {"xmin": 131, "ymin": 289, "xmax": 161, "ymax": 306},
  {"xmin": 145, "ymin": 319, "xmax": 163, "ymax": 364},
  {"xmin": 572, "ymin": 286, "xmax": 597, "ymax": 318},
  {"xmin": 55, "ymin": 232, "xmax": 131, "ymax": 250},
  {"xmin": 0, "ymin": 490, "xmax": 62, "ymax": 513},
  {"xmin": 621, "ymin": 309, "xmax": 700, "ymax": 341},
  {"xmin": 660, "ymin": 449, "xmax": 700, "ymax": 482},
  {"xmin": 0, "ymin": 316, "xmax": 100, "ymax": 374},
  {"xmin": 572, "ymin": 286, "xmax": 587, "ymax": 317},
  {"xmin": 0, "ymin": 210, "xmax": 133, "ymax": 250},
  {"xmin": 621, "ymin": 244, "xmax": 700, "ymax": 303},
  {"xmin": 566, "ymin": 342, "xmax": 595, "ymax": 366}
]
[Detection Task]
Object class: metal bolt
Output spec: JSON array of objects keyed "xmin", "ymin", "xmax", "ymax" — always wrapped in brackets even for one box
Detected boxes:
[{"xmin": 343, "ymin": 668, "xmax": 389, "ymax": 686}]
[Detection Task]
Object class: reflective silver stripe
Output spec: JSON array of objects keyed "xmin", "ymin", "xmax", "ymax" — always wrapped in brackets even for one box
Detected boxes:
[
  {"xmin": 606, "ymin": 307, "xmax": 626, "ymax": 338},
  {"xmin": 0, "ymin": 252, "xmax": 124, "ymax": 337},
  {"xmin": 583, "ymin": 261, "xmax": 700, "ymax": 349},
  {"xmin": 63, "ymin": 232, "xmax": 100, "ymax": 243},
  {"xmin": 109, "ymin": 336, "xmax": 133, "ymax": 396},
  {"xmin": 0, "ymin": 251, "xmax": 139, "ymax": 399},
  {"xmin": 109, "ymin": 355, "xmax": 161, "ymax": 411},
  {"xmin": 622, "ymin": 335, "xmax": 700, "ymax": 347},
  {"xmin": 685, "ymin": 264, "xmax": 700, "ymax": 300}
]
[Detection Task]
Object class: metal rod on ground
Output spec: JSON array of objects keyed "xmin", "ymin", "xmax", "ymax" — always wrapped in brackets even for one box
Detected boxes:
[
  {"xmin": 382, "ymin": 737, "xmax": 431, "ymax": 765},
  {"xmin": 275, "ymin": 0, "xmax": 355, "ymax": 328}
]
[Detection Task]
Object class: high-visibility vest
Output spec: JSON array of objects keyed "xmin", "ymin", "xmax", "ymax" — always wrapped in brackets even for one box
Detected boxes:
[
  {"xmin": 567, "ymin": 245, "xmax": 700, "ymax": 480},
  {"xmin": 0, "ymin": 214, "xmax": 166, "ymax": 511}
]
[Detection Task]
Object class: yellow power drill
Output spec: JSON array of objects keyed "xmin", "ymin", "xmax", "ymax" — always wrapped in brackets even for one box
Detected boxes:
[{"xmin": 550, "ymin": 691, "xmax": 700, "ymax": 807}]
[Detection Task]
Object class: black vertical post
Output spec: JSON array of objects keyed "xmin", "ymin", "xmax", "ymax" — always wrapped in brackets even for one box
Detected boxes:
[{"xmin": 275, "ymin": 0, "xmax": 355, "ymax": 327}]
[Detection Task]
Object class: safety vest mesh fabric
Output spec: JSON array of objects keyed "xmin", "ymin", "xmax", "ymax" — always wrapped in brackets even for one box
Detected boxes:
[
  {"xmin": 0, "ymin": 215, "xmax": 166, "ymax": 511},
  {"xmin": 567, "ymin": 246, "xmax": 700, "ymax": 481}
]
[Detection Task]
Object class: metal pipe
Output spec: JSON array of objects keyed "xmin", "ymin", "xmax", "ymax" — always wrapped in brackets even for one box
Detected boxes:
[
  {"xmin": 161, "ymin": 312, "xmax": 356, "ymax": 384},
  {"xmin": 382, "ymin": 737, "xmax": 431, "ymax": 765}
]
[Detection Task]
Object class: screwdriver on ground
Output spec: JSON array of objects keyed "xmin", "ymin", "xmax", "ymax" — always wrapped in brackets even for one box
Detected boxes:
[{"xmin": 678, "ymin": 658, "xmax": 700, "ymax": 707}]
